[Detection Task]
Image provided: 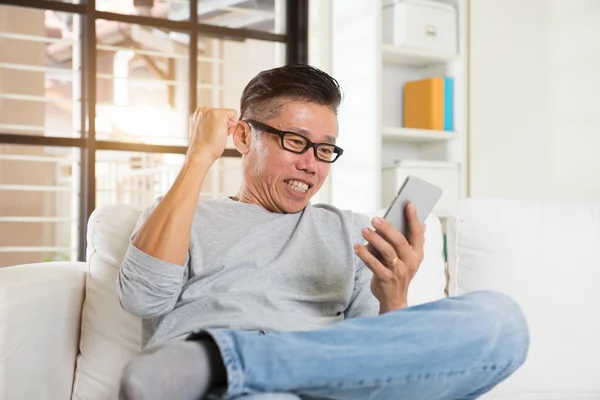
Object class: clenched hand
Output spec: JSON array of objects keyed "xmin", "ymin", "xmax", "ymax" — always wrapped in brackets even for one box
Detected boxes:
[{"xmin": 186, "ymin": 106, "xmax": 241, "ymax": 164}]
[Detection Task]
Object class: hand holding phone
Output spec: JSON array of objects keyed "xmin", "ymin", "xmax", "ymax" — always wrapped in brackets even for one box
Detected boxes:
[{"xmin": 356, "ymin": 176, "xmax": 442, "ymax": 311}]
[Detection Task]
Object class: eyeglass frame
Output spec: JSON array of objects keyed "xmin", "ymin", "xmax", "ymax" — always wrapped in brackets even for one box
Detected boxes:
[{"xmin": 244, "ymin": 119, "xmax": 344, "ymax": 163}]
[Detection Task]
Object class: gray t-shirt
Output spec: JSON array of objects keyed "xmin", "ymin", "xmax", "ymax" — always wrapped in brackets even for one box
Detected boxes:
[{"xmin": 117, "ymin": 197, "xmax": 379, "ymax": 347}]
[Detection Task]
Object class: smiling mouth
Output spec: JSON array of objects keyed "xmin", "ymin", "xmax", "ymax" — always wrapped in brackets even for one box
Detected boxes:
[{"xmin": 284, "ymin": 179, "xmax": 310, "ymax": 193}]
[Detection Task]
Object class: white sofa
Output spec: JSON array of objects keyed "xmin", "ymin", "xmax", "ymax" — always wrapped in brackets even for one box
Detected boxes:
[{"xmin": 1, "ymin": 198, "xmax": 599, "ymax": 399}]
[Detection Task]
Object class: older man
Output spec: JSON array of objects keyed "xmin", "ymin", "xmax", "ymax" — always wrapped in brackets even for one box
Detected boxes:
[{"xmin": 117, "ymin": 64, "xmax": 529, "ymax": 400}]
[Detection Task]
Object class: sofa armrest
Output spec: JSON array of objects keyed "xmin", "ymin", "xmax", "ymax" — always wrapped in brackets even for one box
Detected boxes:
[{"xmin": 0, "ymin": 262, "xmax": 87, "ymax": 400}]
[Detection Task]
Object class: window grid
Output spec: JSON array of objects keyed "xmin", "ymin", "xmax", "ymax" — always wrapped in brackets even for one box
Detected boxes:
[{"xmin": 0, "ymin": 0, "xmax": 307, "ymax": 263}]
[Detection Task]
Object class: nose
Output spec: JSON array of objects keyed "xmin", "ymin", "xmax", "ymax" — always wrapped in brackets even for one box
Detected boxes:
[{"xmin": 296, "ymin": 147, "xmax": 318, "ymax": 175}]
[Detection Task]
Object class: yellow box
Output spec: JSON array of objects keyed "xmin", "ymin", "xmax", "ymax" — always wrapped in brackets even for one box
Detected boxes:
[{"xmin": 403, "ymin": 77, "xmax": 444, "ymax": 130}]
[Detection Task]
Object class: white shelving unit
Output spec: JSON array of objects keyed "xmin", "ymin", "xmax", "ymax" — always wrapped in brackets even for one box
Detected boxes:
[
  {"xmin": 328, "ymin": 0, "xmax": 468, "ymax": 216},
  {"xmin": 379, "ymin": 0, "xmax": 468, "ymax": 218}
]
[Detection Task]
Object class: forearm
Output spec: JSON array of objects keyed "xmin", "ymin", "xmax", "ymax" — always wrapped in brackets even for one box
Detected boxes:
[
  {"xmin": 132, "ymin": 156, "xmax": 212, "ymax": 266},
  {"xmin": 118, "ymin": 244, "xmax": 188, "ymax": 318}
]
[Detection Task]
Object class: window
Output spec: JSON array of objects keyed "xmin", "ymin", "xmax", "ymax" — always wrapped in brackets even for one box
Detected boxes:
[{"xmin": 0, "ymin": 0, "xmax": 307, "ymax": 267}]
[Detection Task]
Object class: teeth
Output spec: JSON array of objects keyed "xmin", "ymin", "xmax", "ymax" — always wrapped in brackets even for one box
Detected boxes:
[{"xmin": 286, "ymin": 180, "xmax": 309, "ymax": 193}]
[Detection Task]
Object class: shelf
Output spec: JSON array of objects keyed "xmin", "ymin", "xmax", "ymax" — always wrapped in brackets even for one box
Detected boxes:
[
  {"xmin": 382, "ymin": 45, "xmax": 459, "ymax": 67},
  {"xmin": 382, "ymin": 127, "xmax": 459, "ymax": 143}
]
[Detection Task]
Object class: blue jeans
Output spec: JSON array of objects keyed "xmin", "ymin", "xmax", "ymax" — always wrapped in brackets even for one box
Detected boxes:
[{"xmin": 203, "ymin": 291, "xmax": 530, "ymax": 400}]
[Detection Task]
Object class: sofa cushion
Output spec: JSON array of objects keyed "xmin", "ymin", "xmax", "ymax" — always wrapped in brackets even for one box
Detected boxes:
[
  {"xmin": 447, "ymin": 198, "xmax": 600, "ymax": 399},
  {"xmin": 408, "ymin": 212, "xmax": 447, "ymax": 305},
  {"xmin": 72, "ymin": 204, "xmax": 143, "ymax": 400},
  {"xmin": 0, "ymin": 262, "xmax": 87, "ymax": 400}
]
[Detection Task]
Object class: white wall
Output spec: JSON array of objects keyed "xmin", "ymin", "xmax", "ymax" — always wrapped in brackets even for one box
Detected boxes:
[
  {"xmin": 307, "ymin": 0, "xmax": 333, "ymax": 205},
  {"xmin": 469, "ymin": 0, "xmax": 600, "ymax": 201},
  {"xmin": 329, "ymin": 0, "xmax": 381, "ymax": 213}
]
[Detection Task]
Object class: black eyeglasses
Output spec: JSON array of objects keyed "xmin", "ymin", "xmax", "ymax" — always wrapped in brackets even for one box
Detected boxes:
[{"xmin": 244, "ymin": 119, "xmax": 344, "ymax": 163}]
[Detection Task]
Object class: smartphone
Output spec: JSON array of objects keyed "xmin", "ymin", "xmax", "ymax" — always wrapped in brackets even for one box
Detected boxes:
[
  {"xmin": 366, "ymin": 175, "xmax": 442, "ymax": 256},
  {"xmin": 382, "ymin": 175, "xmax": 443, "ymax": 237}
]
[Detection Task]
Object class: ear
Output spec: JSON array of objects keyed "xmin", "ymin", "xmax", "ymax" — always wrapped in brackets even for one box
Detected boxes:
[{"xmin": 233, "ymin": 121, "xmax": 252, "ymax": 155}]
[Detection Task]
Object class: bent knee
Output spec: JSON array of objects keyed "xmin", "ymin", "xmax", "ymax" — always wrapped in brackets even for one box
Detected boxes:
[
  {"xmin": 466, "ymin": 290, "xmax": 522, "ymax": 312},
  {"xmin": 461, "ymin": 290, "xmax": 521, "ymax": 315},
  {"xmin": 462, "ymin": 291, "xmax": 530, "ymax": 359}
]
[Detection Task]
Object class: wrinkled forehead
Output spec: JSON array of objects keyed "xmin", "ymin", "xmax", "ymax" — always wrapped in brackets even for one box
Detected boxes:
[{"xmin": 265, "ymin": 100, "xmax": 339, "ymax": 142}]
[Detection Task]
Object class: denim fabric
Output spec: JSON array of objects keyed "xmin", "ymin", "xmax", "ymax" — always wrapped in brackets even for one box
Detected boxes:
[
  {"xmin": 233, "ymin": 395, "xmax": 301, "ymax": 399},
  {"xmin": 205, "ymin": 291, "xmax": 530, "ymax": 400}
]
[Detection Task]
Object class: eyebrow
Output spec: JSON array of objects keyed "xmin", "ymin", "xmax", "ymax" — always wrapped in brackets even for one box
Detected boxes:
[{"xmin": 290, "ymin": 127, "xmax": 337, "ymax": 144}]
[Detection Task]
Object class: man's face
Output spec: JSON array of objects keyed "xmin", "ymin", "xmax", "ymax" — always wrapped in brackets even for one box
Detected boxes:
[{"xmin": 240, "ymin": 100, "xmax": 338, "ymax": 213}]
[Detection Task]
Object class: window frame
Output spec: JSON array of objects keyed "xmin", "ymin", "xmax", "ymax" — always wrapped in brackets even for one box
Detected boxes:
[{"xmin": 0, "ymin": 0, "xmax": 308, "ymax": 261}]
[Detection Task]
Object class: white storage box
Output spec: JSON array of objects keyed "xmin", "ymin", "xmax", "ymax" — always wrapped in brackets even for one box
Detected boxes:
[
  {"xmin": 382, "ymin": 160, "xmax": 460, "ymax": 216},
  {"xmin": 382, "ymin": 0, "xmax": 457, "ymax": 54}
]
